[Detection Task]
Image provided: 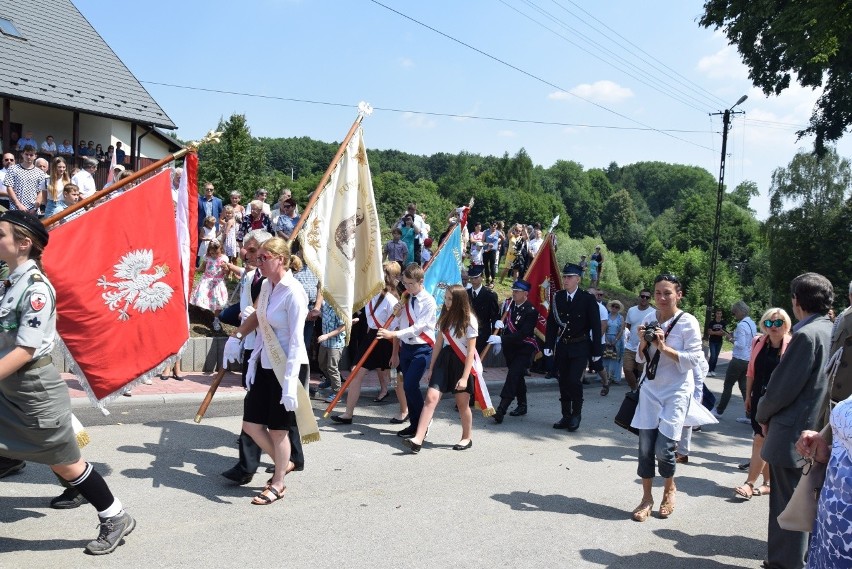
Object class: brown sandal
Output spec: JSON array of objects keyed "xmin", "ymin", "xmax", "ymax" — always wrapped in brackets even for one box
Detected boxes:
[
  {"xmin": 659, "ymin": 486, "xmax": 676, "ymax": 518},
  {"xmin": 600, "ymin": 381, "xmax": 610, "ymax": 396},
  {"xmin": 734, "ymin": 481, "xmax": 755, "ymax": 500},
  {"xmin": 251, "ymin": 485, "xmax": 286, "ymax": 505},
  {"xmin": 631, "ymin": 499, "xmax": 654, "ymax": 522},
  {"xmin": 753, "ymin": 482, "xmax": 770, "ymax": 496}
]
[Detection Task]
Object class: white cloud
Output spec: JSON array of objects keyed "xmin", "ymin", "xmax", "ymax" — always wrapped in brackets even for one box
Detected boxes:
[
  {"xmin": 550, "ymin": 80, "xmax": 634, "ymax": 104},
  {"xmin": 398, "ymin": 57, "xmax": 414, "ymax": 68},
  {"xmin": 497, "ymin": 130, "xmax": 516, "ymax": 138},
  {"xmin": 401, "ymin": 112, "xmax": 435, "ymax": 129},
  {"xmin": 696, "ymin": 44, "xmax": 749, "ymax": 81}
]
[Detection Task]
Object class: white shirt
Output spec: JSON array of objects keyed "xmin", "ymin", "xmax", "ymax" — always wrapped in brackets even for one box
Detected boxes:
[
  {"xmin": 71, "ymin": 169, "xmax": 96, "ymax": 199},
  {"xmin": 592, "ymin": 301, "xmax": 607, "ymax": 344},
  {"xmin": 624, "ymin": 305, "xmax": 656, "ymax": 351},
  {"xmin": 392, "ymin": 288, "xmax": 437, "ymax": 345},
  {"xmin": 365, "ymin": 291, "xmax": 398, "ymax": 329},
  {"xmin": 249, "ymin": 272, "xmax": 309, "ymax": 382},
  {"xmin": 528, "ymin": 237, "xmax": 543, "ymax": 256},
  {"xmin": 632, "ymin": 310, "xmax": 704, "ymax": 440},
  {"xmin": 732, "ymin": 317, "xmax": 757, "ymax": 361}
]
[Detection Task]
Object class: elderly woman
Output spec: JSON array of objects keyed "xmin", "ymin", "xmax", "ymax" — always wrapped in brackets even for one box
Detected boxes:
[
  {"xmin": 734, "ymin": 308, "xmax": 792, "ymax": 500},
  {"xmin": 630, "ymin": 274, "xmax": 705, "ymax": 522},
  {"xmin": 796, "ymin": 392, "xmax": 852, "ymax": 568},
  {"xmin": 601, "ymin": 300, "xmax": 625, "ymax": 395},
  {"xmin": 237, "ymin": 199, "xmax": 272, "ymax": 243},
  {"xmin": 235, "ymin": 237, "xmax": 308, "ymax": 505}
]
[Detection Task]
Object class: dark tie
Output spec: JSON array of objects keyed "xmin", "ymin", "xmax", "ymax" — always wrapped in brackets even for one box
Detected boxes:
[
  {"xmin": 253, "ymin": 270, "xmax": 261, "ymax": 285},
  {"xmin": 473, "ymin": 290, "xmax": 478, "ymax": 300}
]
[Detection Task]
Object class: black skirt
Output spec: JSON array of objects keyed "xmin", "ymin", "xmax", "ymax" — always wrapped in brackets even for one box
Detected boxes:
[
  {"xmin": 243, "ymin": 367, "xmax": 295, "ymax": 431},
  {"xmin": 353, "ymin": 329, "xmax": 393, "ymax": 371},
  {"xmin": 428, "ymin": 346, "xmax": 474, "ymax": 395}
]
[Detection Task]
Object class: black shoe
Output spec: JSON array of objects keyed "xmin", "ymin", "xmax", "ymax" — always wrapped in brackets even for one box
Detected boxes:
[
  {"xmin": 738, "ymin": 461, "xmax": 751, "ymax": 471},
  {"xmin": 396, "ymin": 425, "xmax": 417, "ymax": 438},
  {"xmin": 582, "ymin": 378, "xmax": 591, "ymax": 385},
  {"xmin": 544, "ymin": 373, "xmax": 553, "ymax": 379},
  {"xmin": 567, "ymin": 414, "xmax": 582, "ymax": 432},
  {"xmin": 452, "ymin": 440, "xmax": 473, "ymax": 451},
  {"xmin": 401, "ymin": 438, "xmax": 421, "ymax": 454},
  {"xmin": 50, "ymin": 487, "xmax": 86, "ymax": 509},
  {"xmin": 221, "ymin": 467, "xmax": 254, "ymax": 485},
  {"xmin": 553, "ymin": 417, "xmax": 572, "ymax": 429},
  {"xmin": 509, "ymin": 404, "xmax": 527, "ymax": 417},
  {"xmin": 331, "ymin": 415, "xmax": 353, "ymax": 424},
  {"xmin": 389, "ymin": 415, "xmax": 409, "ymax": 424},
  {"xmin": 0, "ymin": 459, "xmax": 25, "ymax": 478},
  {"xmin": 493, "ymin": 410, "xmax": 505, "ymax": 424},
  {"xmin": 85, "ymin": 511, "xmax": 136, "ymax": 555}
]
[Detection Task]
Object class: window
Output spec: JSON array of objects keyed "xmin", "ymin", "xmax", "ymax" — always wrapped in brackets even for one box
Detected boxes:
[{"xmin": 0, "ymin": 17, "xmax": 24, "ymax": 39}]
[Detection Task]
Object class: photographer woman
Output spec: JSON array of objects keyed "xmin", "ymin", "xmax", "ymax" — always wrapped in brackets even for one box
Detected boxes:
[{"xmin": 630, "ymin": 274, "xmax": 705, "ymax": 522}]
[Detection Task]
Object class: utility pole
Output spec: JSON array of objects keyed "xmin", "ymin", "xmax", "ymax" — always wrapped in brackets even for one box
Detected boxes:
[{"xmin": 706, "ymin": 95, "xmax": 747, "ymax": 336}]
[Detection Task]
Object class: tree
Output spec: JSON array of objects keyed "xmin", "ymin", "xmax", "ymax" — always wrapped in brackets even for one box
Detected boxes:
[
  {"xmin": 728, "ymin": 180, "xmax": 758, "ymax": 213},
  {"xmin": 700, "ymin": 1, "xmax": 852, "ymax": 153},
  {"xmin": 601, "ymin": 189, "xmax": 643, "ymax": 252},
  {"xmin": 766, "ymin": 147, "xmax": 852, "ymax": 304},
  {"xmin": 198, "ymin": 114, "xmax": 267, "ymax": 199}
]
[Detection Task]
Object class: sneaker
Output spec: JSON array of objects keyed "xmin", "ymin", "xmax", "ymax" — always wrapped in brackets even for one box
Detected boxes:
[
  {"xmin": 692, "ymin": 426, "xmax": 702, "ymax": 432},
  {"xmin": 711, "ymin": 408, "xmax": 722, "ymax": 418},
  {"xmin": 0, "ymin": 459, "xmax": 26, "ymax": 478},
  {"xmin": 324, "ymin": 391, "xmax": 339, "ymax": 404},
  {"xmin": 396, "ymin": 425, "xmax": 417, "ymax": 438},
  {"xmin": 317, "ymin": 377, "xmax": 331, "ymax": 390},
  {"xmin": 736, "ymin": 417, "xmax": 751, "ymax": 424},
  {"xmin": 85, "ymin": 511, "xmax": 136, "ymax": 555},
  {"xmin": 141, "ymin": 377, "xmax": 153, "ymax": 385},
  {"xmin": 707, "ymin": 371, "xmax": 716, "ymax": 377},
  {"xmin": 212, "ymin": 318, "xmax": 222, "ymax": 332},
  {"xmin": 50, "ymin": 487, "xmax": 86, "ymax": 509}
]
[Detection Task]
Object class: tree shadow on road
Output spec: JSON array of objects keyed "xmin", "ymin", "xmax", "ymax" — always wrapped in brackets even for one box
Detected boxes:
[
  {"xmin": 577, "ymin": 548, "xmax": 754, "ymax": 569},
  {"xmin": 654, "ymin": 528, "xmax": 764, "ymax": 560},
  {"xmin": 116, "ymin": 420, "xmax": 261, "ymax": 504},
  {"xmin": 490, "ymin": 490, "xmax": 626, "ymax": 520}
]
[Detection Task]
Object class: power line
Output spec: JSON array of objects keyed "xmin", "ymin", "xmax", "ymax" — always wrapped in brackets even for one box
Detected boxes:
[
  {"xmin": 366, "ymin": 0, "xmax": 717, "ymax": 152},
  {"xmin": 140, "ymin": 80, "xmax": 715, "ymax": 134}
]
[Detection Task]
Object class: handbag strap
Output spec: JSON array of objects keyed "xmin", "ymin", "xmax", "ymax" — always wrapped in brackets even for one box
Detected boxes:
[{"xmin": 641, "ymin": 311, "xmax": 685, "ymax": 382}]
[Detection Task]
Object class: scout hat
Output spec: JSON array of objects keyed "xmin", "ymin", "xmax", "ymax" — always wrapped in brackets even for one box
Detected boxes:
[{"xmin": 0, "ymin": 210, "xmax": 49, "ymax": 247}]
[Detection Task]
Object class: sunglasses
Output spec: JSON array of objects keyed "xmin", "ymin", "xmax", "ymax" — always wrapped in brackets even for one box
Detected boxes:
[
  {"xmin": 655, "ymin": 273, "xmax": 680, "ymax": 284},
  {"xmin": 639, "ymin": 294, "xmax": 651, "ymax": 299},
  {"xmin": 764, "ymin": 319, "xmax": 785, "ymax": 328}
]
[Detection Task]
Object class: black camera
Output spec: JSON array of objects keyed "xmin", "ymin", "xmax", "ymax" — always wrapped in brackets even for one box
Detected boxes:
[{"xmin": 643, "ymin": 321, "xmax": 661, "ymax": 343}]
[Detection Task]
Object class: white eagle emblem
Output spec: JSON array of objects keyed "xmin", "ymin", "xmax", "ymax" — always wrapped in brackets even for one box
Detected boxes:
[{"xmin": 97, "ymin": 249, "xmax": 174, "ymax": 321}]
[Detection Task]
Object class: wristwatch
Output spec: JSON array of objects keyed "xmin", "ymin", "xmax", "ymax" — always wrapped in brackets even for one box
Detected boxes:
[{"xmin": 234, "ymin": 332, "xmax": 243, "ymax": 340}]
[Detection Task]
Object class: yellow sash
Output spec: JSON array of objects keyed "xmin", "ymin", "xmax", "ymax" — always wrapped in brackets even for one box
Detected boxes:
[{"xmin": 255, "ymin": 280, "xmax": 320, "ymax": 444}]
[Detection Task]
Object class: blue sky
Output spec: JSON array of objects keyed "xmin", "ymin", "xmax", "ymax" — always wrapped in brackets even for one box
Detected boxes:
[{"xmin": 77, "ymin": 0, "xmax": 851, "ymax": 220}]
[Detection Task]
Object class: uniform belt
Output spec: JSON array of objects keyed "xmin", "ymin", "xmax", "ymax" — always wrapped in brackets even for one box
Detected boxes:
[
  {"xmin": 20, "ymin": 355, "xmax": 52, "ymax": 371},
  {"xmin": 560, "ymin": 336, "xmax": 588, "ymax": 344}
]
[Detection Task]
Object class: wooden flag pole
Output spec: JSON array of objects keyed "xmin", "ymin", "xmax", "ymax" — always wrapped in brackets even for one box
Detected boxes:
[{"xmin": 42, "ymin": 148, "xmax": 190, "ymax": 228}]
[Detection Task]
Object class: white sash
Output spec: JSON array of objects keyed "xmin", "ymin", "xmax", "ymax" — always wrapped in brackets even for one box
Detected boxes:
[{"xmin": 255, "ymin": 281, "xmax": 320, "ymax": 444}]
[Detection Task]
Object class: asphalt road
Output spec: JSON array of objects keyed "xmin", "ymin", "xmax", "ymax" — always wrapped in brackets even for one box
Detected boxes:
[{"xmin": 0, "ymin": 373, "xmax": 768, "ymax": 569}]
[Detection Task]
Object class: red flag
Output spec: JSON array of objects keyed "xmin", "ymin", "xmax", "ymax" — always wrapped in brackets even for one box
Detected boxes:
[
  {"xmin": 43, "ymin": 170, "xmax": 190, "ymax": 403},
  {"xmin": 523, "ymin": 233, "xmax": 562, "ymax": 342}
]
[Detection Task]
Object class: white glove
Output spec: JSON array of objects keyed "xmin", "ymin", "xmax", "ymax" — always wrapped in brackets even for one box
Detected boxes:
[
  {"xmin": 543, "ymin": 349, "xmax": 553, "ymax": 357},
  {"xmin": 492, "ymin": 343, "xmax": 502, "ymax": 356},
  {"xmin": 280, "ymin": 394, "xmax": 297, "ymax": 411},
  {"xmin": 487, "ymin": 335, "xmax": 502, "ymax": 345},
  {"xmin": 223, "ymin": 337, "xmax": 242, "ymax": 366},
  {"xmin": 493, "ymin": 320, "xmax": 504, "ymax": 330},
  {"xmin": 240, "ymin": 306, "xmax": 255, "ymax": 320},
  {"xmin": 592, "ymin": 356, "xmax": 601, "ymax": 362},
  {"xmin": 245, "ymin": 360, "xmax": 257, "ymax": 390}
]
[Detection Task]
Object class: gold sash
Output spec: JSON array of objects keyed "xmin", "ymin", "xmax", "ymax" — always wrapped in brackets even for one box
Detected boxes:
[{"xmin": 255, "ymin": 280, "xmax": 320, "ymax": 444}]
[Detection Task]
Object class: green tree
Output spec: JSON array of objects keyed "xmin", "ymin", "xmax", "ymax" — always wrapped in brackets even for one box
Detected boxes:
[
  {"xmin": 729, "ymin": 180, "xmax": 759, "ymax": 213},
  {"xmin": 198, "ymin": 114, "xmax": 267, "ymax": 199},
  {"xmin": 601, "ymin": 189, "xmax": 643, "ymax": 252},
  {"xmin": 700, "ymin": 1, "xmax": 852, "ymax": 153}
]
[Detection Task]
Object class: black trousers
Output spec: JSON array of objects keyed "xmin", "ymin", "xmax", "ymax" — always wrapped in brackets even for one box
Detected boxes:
[
  {"xmin": 483, "ymin": 251, "xmax": 497, "ymax": 281},
  {"xmin": 237, "ymin": 349, "xmax": 304, "ymax": 474},
  {"xmin": 555, "ymin": 345, "xmax": 589, "ymax": 417},
  {"xmin": 500, "ymin": 344, "xmax": 534, "ymax": 408}
]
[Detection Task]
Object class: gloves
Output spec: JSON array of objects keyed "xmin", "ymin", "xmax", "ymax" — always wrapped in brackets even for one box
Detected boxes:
[
  {"xmin": 493, "ymin": 320, "xmax": 505, "ymax": 330},
  {"xmin": 487, "ymin": 335, "xmax": 502, "ymax": 345},
  {"xmin": 240, "ymin": 306, "xmax": 255, "ymax": 320},
  {"xmin": 592, "ymin": 356, "xmax": 601, "ymax": 362},
  {"xmin": 223, "ymin": 337, "xmax": 242, "ymax": 366},
  {"xmin": 543, "ymin": 349, "xmax": 553, "ymax": 357},
  {"xmin": 492, "ymin": 343, "xmax": 502, "ymax": 356},
  {"xmin": 280, "ymin": 394, "xmax": 297, "ymax": 411},
  {"xmin": 245, "ymin": 361, "xmax": 257, "ymax": 390}
]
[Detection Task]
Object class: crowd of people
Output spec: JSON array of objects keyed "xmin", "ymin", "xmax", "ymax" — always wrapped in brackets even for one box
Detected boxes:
[{"xmin": 3, "ymin": 129, "xmax": 127, "ymax": 166}]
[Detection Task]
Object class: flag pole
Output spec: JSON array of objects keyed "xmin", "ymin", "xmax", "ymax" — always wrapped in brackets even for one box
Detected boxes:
[
  {"xmin": 42, "ymin": 148, "xmax": 190, "ymax": 228},
  {"xmin": 289, "ymin": 104, "xmax": 372, "ymax": 241},
  {"xmin": 323, "ymin": 199, "xmax": 472, "ymax": 418}
]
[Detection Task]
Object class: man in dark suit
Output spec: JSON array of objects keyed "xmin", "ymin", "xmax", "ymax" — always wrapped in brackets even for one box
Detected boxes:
[
  {"xmin": 544, "ymin": 263, "xmax": 602, "ymax": 432},
  {"xmin": 197, "ymin": 182, "xmax": 224, "ymax": 231},
  {"xmin": 756, "ymin": 272, "xmax": 834, "ymax": 569},
  {"xmin": 487, "ymin": 280, "xmax": 538, "ymax": 422},
  {"xmin": 820, "ymin": 280, "xmax": 852, "ymax": 428},
  {"xmin": 467, "ymin": 265, "xmax": 501, "ymax": 353}
]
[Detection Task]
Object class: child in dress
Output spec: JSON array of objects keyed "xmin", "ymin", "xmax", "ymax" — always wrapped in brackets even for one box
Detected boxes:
[
  {"xmin": 220, "ymin": 205, "xmax": 238, "ymax": 263},
  {"xmin": 469, "ymin": 223, "xmax": 484, "ymax": 272},
  {"xmin": 197, "ymin": 215, "xmax": 216, "ymax": 269},
  {"xmin": 190, "ymin": 240, "xmax": 236, "ymax": 332}
]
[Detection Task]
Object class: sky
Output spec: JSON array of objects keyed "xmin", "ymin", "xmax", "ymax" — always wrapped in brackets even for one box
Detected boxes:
[{"xmin": 76, "ymin": 0, "xmax": 851, "ymax": 220}]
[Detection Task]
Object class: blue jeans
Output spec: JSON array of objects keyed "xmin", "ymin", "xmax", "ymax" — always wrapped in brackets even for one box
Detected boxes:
[
  {"xmin": 707, "ymin": 341, "xmax": 722, "ymax": 372},
  {"xmin": 399, "ymin": 343, "xmax": 432, "ymax": 427},
  {"xmin": 637, "ymin": 428, "xmax": 677, "ymax": 479}
]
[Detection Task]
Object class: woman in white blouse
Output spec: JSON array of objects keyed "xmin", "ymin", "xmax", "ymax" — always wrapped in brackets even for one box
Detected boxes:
[
  {"xmin": 630, "ymin": 273, "xmax": 704, "ymax": 521},
  {"xmin": 241, "ymin": 237, "xmax": 308, "ymax": 505}
]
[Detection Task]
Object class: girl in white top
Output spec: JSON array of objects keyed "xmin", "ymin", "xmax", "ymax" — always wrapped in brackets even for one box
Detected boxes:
[
  {"xmin": 45, "ymin": 157, "xmax": 70, "ymax": 218},
  {"xmin": 403, "ymin": 284, "xmax": 479, "ymax": 453},
  {"xmin": 630, "ymin": 273, "xmax": 704, "ymax": 522},
  {"xmin": 331, "ymin": 261, "xmax": 401, "ymax": 424}
]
